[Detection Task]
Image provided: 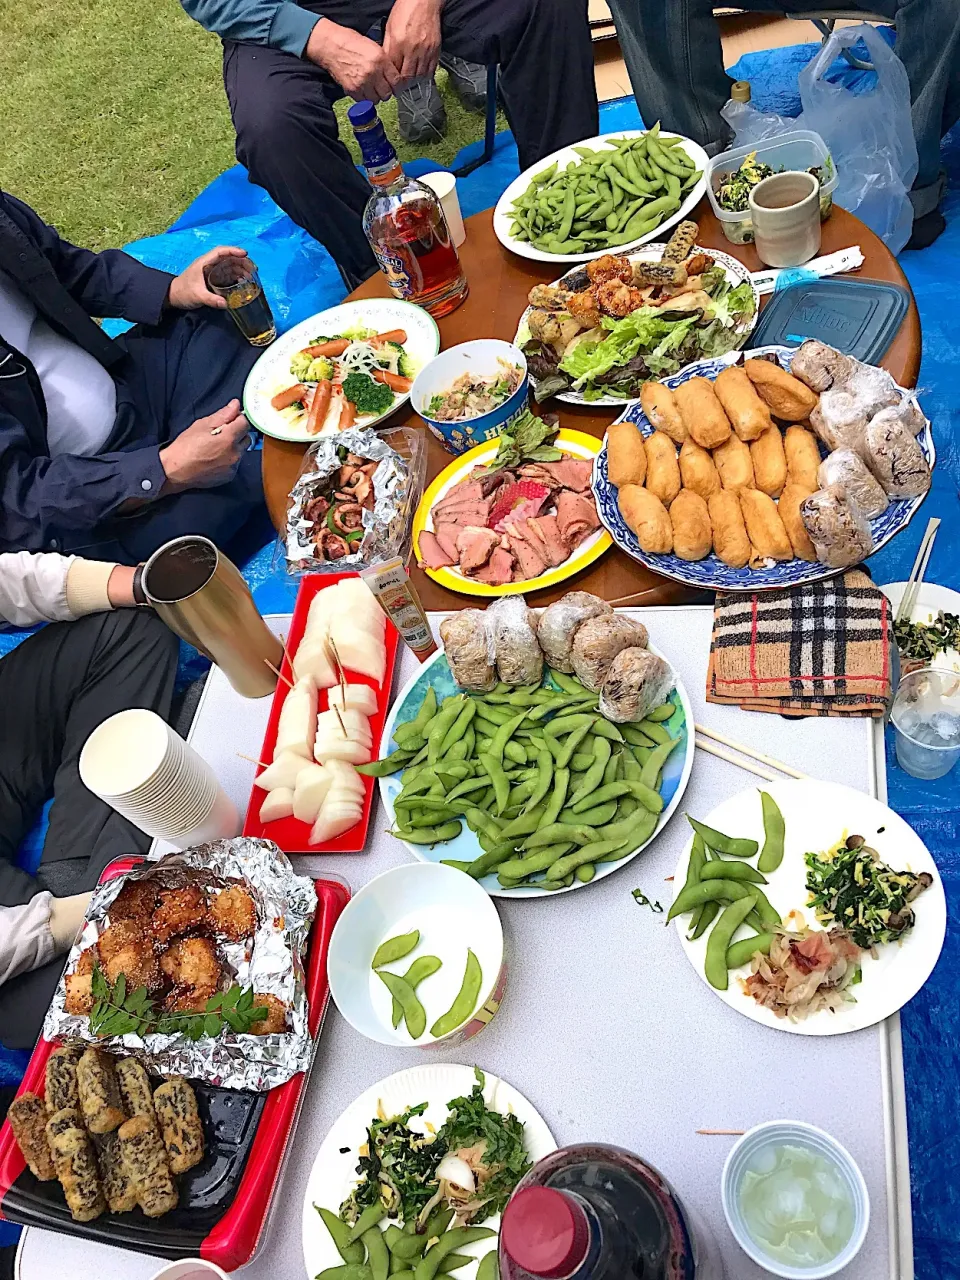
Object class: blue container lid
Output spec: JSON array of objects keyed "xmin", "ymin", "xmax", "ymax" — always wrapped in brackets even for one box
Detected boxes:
[{"xmin": 750, "ymin": 278, "xmax": 909, "ymax": 363}]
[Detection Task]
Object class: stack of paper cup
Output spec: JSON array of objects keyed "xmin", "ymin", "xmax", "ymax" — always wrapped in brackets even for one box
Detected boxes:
[
  {"xmin": 419, "ymin": 171, "xmax": 466, "ymax": 247},
  {"xmin": 79, "ymin": 709, "xmax": 239, "ymax": 848}
]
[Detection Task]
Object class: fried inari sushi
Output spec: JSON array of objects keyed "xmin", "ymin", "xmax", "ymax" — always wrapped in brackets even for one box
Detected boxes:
[
  {"xmin": 77, "ymin": 1049, "xmax": 126, "ymax": 1135},
  {"xmin": 45, "ymin": 1046, "xmax": 82, "ymax": 1115},
  {"xmin": 639, "ymin": 381, "xmax": 686, "ymax": 443},
  {"xmin": 784, "ymin": 425, "xmax": 822, "ymax": 490},
  {"xmin": 619, "ymin": 485, "xmax": 672, "ymax": 554},
  {"xmin": 673, "ymin": 377, "xmax": 732, "ymax": 449},
  {"xmin": 778, "ymin": 482, "xmax": 818, "ymax": 561},
  {"xmin": 707, "ymin": 491, "xmax": 751, "ymax": 569},
  {"xmin": 8, "ymin": 1093, "xmax": 56, "ymax": 1181},
  {"xmin": 606, "ymin": 421, "xmax": 647, "ymax": 488},
  {"xmin": 669, "ymin": 489, "xmax": 712, "ymax": 561},
  {"xmin": 750, "ymin": 426, "xmax": 787, "ymax": 498},
  {"xmin": 713, "ymin": 365, "xmax": 772, "ymax": 442},
  {"xmin": 96, "ymin": 1131, "xmax": 139, "ymax": 1213},
  {"xmin": 153, "ymin": 1077, "xmax": 205, "ymax": 1175},
  {"xmin": 678, "ymin": 438, "xmax": 721, "ymax": 500},
  {"xmin": 115, "ymin": 1059, "xmax": 155, "ymax": 1122},
  {"xmin": 48, "ymin": 1115, "xmax": 106, "ymax": 1222},
  {"xmin": 744, "ymin": 360, "xmax": 819, "ymax": 422},
  {"xmin": 118, "ymin": 1114, "xmax": 178, "ymax": 1218},
  {"xmin": 643, "ymin": 431, "xmax": 681, "ymax": 505},
  {"xmin": 713, "ymin": 434, "xmax": 755, "ymax": 491},
  {"xmin": 739, "ymin": 489, "xmax": 794, "ymax": 563}
]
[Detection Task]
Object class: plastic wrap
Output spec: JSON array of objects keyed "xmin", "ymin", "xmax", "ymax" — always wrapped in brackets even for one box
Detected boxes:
[
  {"xmin": 599, "ymin": 648, "xmax": 675, "ymax": 724},
  {"xmin": 485, "ymin": 596, "xmax": 542, "ymax": 687},
  {"xmin": 439, "ymin": 610, "xmax": 496, "ymax": 691},
  {"xmin": 284, "ymin": 426, "xmax": 426, "ymax": 575},
  {"xmin": 800, "ymin": 485, "xmax": 874, "ymax": 569},
  {"xmin": 817, "ymin": 449, "xmax": 889, "ymax": 520},
  {"xmin": 571, "ymin": 615, "xmax": 650, "ymax": 692},
  {"xmin": 536, "ymin": 592, "xmax": 612, "ymax": 673},
  {"xmin": 43, "ymin": 840, "xmax": 317, "ymax": 1092},
  {"xmin": 809, "ymin": 388, "xmax": 869, "ymax": 453},
  {"xmin": 864, "ymin": 409, "xmax": 933, "ymax": 498}
]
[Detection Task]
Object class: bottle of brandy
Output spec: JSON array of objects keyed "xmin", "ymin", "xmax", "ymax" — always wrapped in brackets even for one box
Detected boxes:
[{"xmin": 348, "ymin": 100, "xmax": 468, "ymax": 318}]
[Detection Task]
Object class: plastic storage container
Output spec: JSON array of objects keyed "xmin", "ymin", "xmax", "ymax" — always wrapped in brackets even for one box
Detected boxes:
[
  {"xmin": 749, "ymin": 278, "xmax": 910, "ymax": 363},
  {"xmin": 707, "ymin": 129, "xmax": 836, "ymax": 246}
]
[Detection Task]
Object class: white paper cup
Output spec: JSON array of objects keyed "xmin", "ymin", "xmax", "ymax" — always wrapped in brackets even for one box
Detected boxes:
[
  {"xmin": 148, "ymin": 1260, "xmax": 230, "ymax": 1280},
  {"xmin": 419, "ymin": 170, "xmax": 465, "ymax": 247}
]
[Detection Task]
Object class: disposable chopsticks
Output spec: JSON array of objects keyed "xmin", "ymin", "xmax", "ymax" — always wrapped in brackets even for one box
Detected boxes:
[
  {"xmin": 694, "ymin": 724, "xmax": 808, "ymax": 782},
  {"xmin": 895, "ymin": 517, "xmax": 941, "ymax": 624}
]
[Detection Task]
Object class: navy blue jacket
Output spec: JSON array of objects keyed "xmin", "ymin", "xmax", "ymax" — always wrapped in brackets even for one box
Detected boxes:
[{"xmin": 0, "ymin": 193, "xmax": 173, "ymax": 552}]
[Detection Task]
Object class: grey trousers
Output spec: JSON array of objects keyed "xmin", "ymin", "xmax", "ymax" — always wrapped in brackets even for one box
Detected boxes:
[{"xmin": 606, "ymin": 0, "xmax": 959, "ymax": 216}]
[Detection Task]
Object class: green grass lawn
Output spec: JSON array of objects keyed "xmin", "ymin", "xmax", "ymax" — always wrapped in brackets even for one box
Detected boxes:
[{"xmin": 1, "ymin": 0, "xmax": 493, "ymax": 251}]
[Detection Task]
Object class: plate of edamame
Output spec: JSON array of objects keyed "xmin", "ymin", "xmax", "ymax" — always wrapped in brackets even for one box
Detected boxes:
[
  {"xmin": 301, "ymin": 1063, "xmax": 557, "ymax": 1280},
  {"xmin": 670, "ymin": 779, "xmax": 946, "ymax": 1036},
  {"xmin": 493, "ymin": 128, "xmax": 709, "ymax": 265},
  {"xmin": 377, "ymin": 647, "xmax": 695, "ymax": 898}
]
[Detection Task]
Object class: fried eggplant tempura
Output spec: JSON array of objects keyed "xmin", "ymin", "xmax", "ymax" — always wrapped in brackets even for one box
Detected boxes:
[
  {"xmin": 209, "ymin": 885, "xmax": 257, "ymax": 942},
  {"xmin": 586, "ymin": 254, "xmax": 632, "ymax": 287},
  {"xmin": 151, "ymin": 884, "xmax": 209, "ymax": 945},
  {"xmin": 248, "ymin": 993, "xmax": 289, "ymax": 1035},
  {"xmin": 159, "ymin": 937, "xmax": 221, "ymax": 991},
  {"xmin": 97, "ymin": 920, "xmax": 161, "ymax": 991}
]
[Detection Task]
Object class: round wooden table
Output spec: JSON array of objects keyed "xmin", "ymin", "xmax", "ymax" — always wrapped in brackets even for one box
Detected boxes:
[{"xmin": 262, "ymin": 202, "xmax": 921, "ymax": 611}]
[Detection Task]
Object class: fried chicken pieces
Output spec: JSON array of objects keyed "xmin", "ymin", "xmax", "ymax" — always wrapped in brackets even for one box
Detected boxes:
[{"xmin": 63, "ymin": 877, "xmax": 288, "ymax": 1035}]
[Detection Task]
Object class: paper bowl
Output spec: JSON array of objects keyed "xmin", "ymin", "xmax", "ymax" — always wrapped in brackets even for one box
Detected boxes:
[
  {"xmin": 411, "ymin": 339, "xmax": 528, "ymax": 456},
  {"xmin": 721, "ymin": 1120, "xmax": 869, "ymax": 1278},
  {"xmin": 327, "ymin": 862, "xmax": 506, "ymax": 1047}
]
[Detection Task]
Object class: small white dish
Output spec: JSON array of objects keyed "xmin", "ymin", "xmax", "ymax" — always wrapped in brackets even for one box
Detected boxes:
[
  {"xmin": 722, "ymin": 1120, "xmax": 869, "ymax": 1278},
  {"xmin": 327, "ymin": 862, "xmax": 506, "ymax": 1046}
]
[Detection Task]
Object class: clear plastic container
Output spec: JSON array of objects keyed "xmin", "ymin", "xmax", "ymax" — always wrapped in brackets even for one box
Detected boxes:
[{"xmin": 707, "ymin": 129, "xmax": 837, "ymax": 246}]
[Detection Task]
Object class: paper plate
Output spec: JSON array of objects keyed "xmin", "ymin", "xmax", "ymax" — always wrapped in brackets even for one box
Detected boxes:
[
  {"xmin": 592, "ymin": 345, "xmax": 935, "ymax": 593},
  {"xmin": 493, "ymin": 129, "xmax": 709, "ymax": 265},
  {"xmin": 672, "ymin": 779, "xmax": 946, "ymax": 1036},
  {"xmin": 301, "ymin": 1064, "xmax": 556, "ymax": 1280},
  {"xmin": 514, "ymin": 243, "xmax": 760, "ymax": 408},
  {"xmin": 379, "ymin": 644, "xmax": 695, "ymax": 898},
  {"xmin": 243, "ymin": 298, "xmax": 439, "ymax": 442},
  {"xmin": 413, "ymin": 429, "xmax": 612, "ymax": 597}
]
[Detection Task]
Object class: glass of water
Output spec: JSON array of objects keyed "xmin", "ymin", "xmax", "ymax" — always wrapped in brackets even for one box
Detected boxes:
[{"xmin": 891, "ymin": 667, "xmax": 960, "ymax": 780}]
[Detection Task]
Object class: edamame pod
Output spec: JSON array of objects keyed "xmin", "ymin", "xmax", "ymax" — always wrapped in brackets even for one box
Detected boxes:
[
  {"xmin": 687, "ymin": 900, "xmax": 719, "ymax": 940},
  {"xmin": 685, "ymin": 816, "xmax": 759, "ymax": 859},
  {"xmin": 639, "ymin": 737, "xmax": 680, "ymax": 791},
  {"xmin": 357, "ymin": 752, "xmax": 416, "ymax": 777},
  {"xmin": 394, "ymin": 821, "xmax": 463, "ymax": 845},
  {"xmin": 666, "ymin": 877, "xmax": 756, "ymax": 921},
  {"xmin": 567, "ymin": 737, "xmax": 612, "ymax": 808},
  {"xmin": 726, "ymin": 933, "xmax": 773, "ymax": 969},
  {"xmin": 372, "ymin": 931, "xmax": 420, "ymax": 969},
  {"xmin": 390, "ymin": 956, "xmax": 442, "ymax": 1028},
  {"xmin": 415, "ymin": 1228, "xmax": 497, "ymax": 1280},
  {"xmin": 363, "ymin": 1225, "xmax": 390, "ymax": 1280},
  {"xmin": 315, "ymin": 1205, "xmax": 365, "ymax": 1265},
  {"xmin": 377, "ymin": 971, "xmax": 427, "ymax": 1038},
  {"xmin": 757, "ymin": 791, "xmax": 786, "ymax": 873},
  {"xmin": 316, "ymin": 1266, "xmax": 373, "ymax": 1280},
  {"xmin": 347, "ymin": 1202, "xmax": 387, "ymax": 1243},
  {"xmin": 498, "ymin": 843, "xmax": 575, "ymax": 880},
  {"xmin": 575, "ymin": 863, "xmax": 596, "ymax": 883},
  {"xmin": 705, "ymin": 894, "xmax": 758, "ymax": 990},
  {"xmin": 476, "ymin": 1253, "xmax": 498, "ymax": 1280},
  {"xmin": 645, "ymin": 701, "xmax": 675, "ymax": 722},
  {"xmin": 478, "ymin": 751, "xmax": 510, "ymax": 815},
  {"xmin": 430, "ymin": 949, "xmax": 483, "ymax": 1038},
  {"xmin": 683, "ymin": 834, "xmax": 706, "ymax": 891},
  {"xmin": 701, "ymin": 861, "xmax": 767, "ymax": 885}
]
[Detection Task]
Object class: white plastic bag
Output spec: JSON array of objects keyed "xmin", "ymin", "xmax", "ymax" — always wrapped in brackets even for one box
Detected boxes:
[{"xmin": 797, "ymin": 24, "xmax": 917, "ymax": 252}]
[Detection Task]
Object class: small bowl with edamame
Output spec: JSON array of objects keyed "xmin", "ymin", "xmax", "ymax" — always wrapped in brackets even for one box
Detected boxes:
[{"xmin": 327, "ymin": 862, "xmax": 506, "ymax": 1047}]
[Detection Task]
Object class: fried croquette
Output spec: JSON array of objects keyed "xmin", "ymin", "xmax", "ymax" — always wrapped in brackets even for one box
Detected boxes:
[
  {"xmin": 65, "ymin": 948, "xmax": 96, "ymax": 1016},
  {"xmin": 248, "ymin": 993, "xmax": 289, "ymax": 1035},
  {"xmin": 97, "ymin": 921, "xmax": 160, "ymax": 992},
  {"xmin": 151, "ymin": 884, "xmax": 209, "ymax": 945},
  {"xmin": 209, "ymin": 885, "xmax": 256, "ymax": 942},
  {"xmin": 108, "ymin": 880, "xmax": 157, "ymax": 927},
  {"xmin": 159, "ymin": 937, "xmax": 221, "ymax": 991}
]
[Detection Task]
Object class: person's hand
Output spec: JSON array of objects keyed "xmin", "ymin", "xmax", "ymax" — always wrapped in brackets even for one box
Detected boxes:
[
  {"xmin": 167, "ymin": 246, "xmax": 248, "ymax": 310},
  {"xmin": 383, "ymin": 0, "xmax": 442, "ymax": 84},
  {"xmin": 159, "ymin": 401, "xmax": 251, "ymax": 493},
  {"xmin": 305, "ymin": 19, "xmax": 401, "ymax": 102}
]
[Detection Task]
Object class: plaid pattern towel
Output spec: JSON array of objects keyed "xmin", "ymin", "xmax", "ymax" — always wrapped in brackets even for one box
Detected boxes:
[{"xmin": 707, "ymin": 570, "xmax": 892, "ymax": 717}]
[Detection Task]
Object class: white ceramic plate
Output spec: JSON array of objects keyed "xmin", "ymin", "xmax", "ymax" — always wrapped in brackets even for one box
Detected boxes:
[
  {"xmin": 493, "ymin": 130, "xmax": 709, "ymax": 265},
  {"xmin": 300, "ymin": 1064, "xmax": 557, "ymax": 1280},
  {"xmin": 242, "ymin": 299, "xmax": 440, "ymax": 442},
  {"xmin": 513, "ymin": 242, "xmax": 760, "ymax": 407},
  {"xmin": 882, "ymin": 580, "xmax": 960, "ymax": 674},
  {"xmin": 672, "ymin": 779, "xmax": 946, "ymax": 1036},
  {"xmin": 379, "ymin": 641, "xmax": 695, "ymax": 897}
]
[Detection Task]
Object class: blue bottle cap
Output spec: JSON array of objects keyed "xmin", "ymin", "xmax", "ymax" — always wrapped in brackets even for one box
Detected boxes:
[{"xmin": 347, "ymin": 101, "xmax": 378, "ymax": 128}]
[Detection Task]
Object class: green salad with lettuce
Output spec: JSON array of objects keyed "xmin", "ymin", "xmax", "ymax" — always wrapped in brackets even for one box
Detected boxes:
[{"xmin": 524, "ymin": 266, "xmax": 756, "ymax": 403}]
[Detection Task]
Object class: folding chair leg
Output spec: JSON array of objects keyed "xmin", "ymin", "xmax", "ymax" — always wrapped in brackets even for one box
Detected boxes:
[
  {"xmin": 812, "ymin": 15, "xmax": 875, "ymax": 70},
  {"xmin": 453, "ymin": 64, "xmax": 499, "ymax": 178}
]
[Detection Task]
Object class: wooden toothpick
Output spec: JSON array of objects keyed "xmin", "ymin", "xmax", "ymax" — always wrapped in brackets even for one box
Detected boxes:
[
  {"xmin": 264, "ymin": 658, "xmax": 294, "ymax": 689},
  {"xmin": 696, "ymin": 1129, "xmax": 745, "ymax": 1136},
  {"xmin": 236, "ymin": 752, "xmax": 270, "ymax": 768}
]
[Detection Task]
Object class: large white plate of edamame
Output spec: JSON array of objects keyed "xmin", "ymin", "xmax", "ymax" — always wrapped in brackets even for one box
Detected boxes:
[
  {"xmin": 671, "ymin": 780, "xmax": 946, "ymax": 1036},
  {"xmin": 379, "ymin": 647, "xmax": 695, "ymax": 898},
  {"xmin": 301, "ymin": 1064, "xmax": 556, "ymax": 1280},
  {"xmin": 493, "ymin": 128, "xmax": 709, "ymax": 265}
]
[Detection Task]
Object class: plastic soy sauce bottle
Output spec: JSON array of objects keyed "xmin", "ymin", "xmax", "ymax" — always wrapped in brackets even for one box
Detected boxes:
[{"xmin": 499, "ymin": 1144, "xmax": 722, "ymax": 1280}]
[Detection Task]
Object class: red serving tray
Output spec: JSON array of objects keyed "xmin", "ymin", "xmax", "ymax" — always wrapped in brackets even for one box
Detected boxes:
[
  {"xmin": 0, "ymin": 856, "xmax": 350, "ymax": 1272},
  {"xmin": 242, "ymin": 571, "xmax": 400, "ymax": 854}
]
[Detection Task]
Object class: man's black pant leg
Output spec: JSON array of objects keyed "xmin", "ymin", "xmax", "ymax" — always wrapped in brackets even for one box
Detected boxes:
[{"xmin": 0, "ymin": 610, "xmax": 178, "ymax": 1050}]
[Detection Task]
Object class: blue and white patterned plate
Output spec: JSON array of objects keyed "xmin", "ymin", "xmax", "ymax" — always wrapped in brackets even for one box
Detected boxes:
[
  {"xmin": 592, "ymin": 345, "xmax": 936, "ymax": 593},
  {"xmin": 379, "ymin": 646, "xmax": 695, "ymax": 899}
]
